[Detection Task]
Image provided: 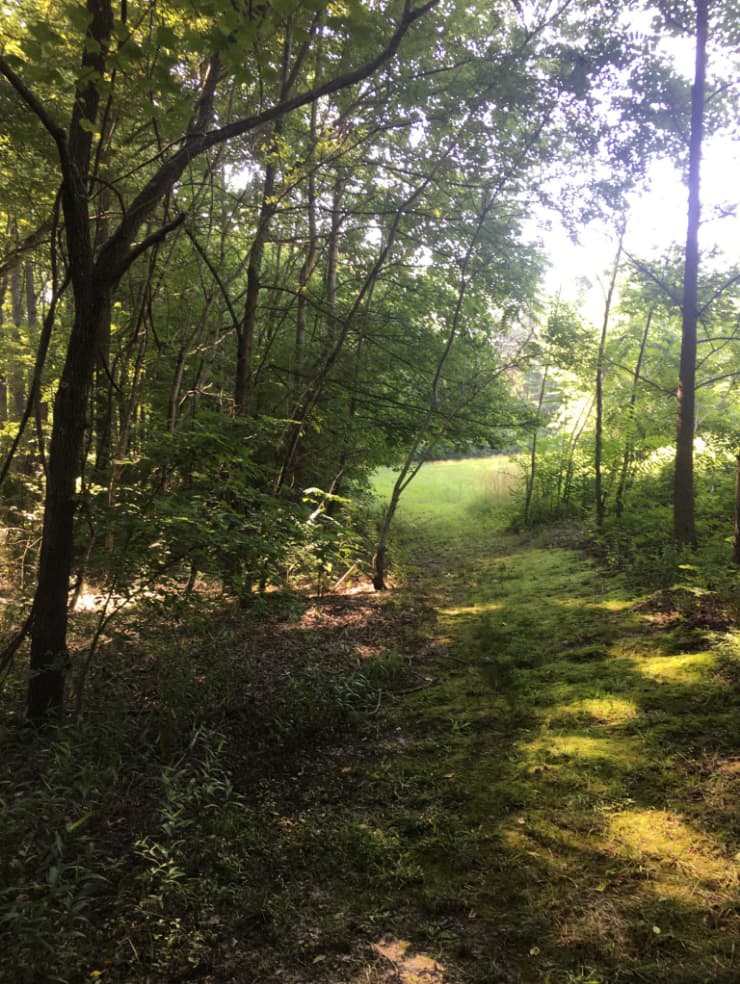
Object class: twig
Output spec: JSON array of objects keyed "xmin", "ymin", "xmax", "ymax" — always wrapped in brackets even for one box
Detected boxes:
[
  {"xmin": 333, "ymin": 562, "xmax": 360, "ymax": 590},
  {"xmin": 368, "ymin": 689, "xmax": 384, "ymax": 715},
  {"xmin": 391, "ymin": 677, "xmax": 438, "ymax": 695}
]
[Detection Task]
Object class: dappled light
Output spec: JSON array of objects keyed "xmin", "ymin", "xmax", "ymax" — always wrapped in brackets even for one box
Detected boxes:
[
  {"xmin": 545, "ymin": 695, "xmax": 639, "ymax": 726},
  {"xmin": 523, "ymin": 734, "xmax": 644, "ymax": 768},
  {"xmin": 608, "ymin": 809, "xmax": 737, "ymax": 887},
  {"xmin": 372, "ymin": 938, "xmax": 449, "ymax": 982}
]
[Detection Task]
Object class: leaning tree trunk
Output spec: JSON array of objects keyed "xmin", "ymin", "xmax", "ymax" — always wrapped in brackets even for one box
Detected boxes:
[
  {"xmin": 674, "ymin": 0, "xmax": 707, "ymax": 548},
  {"xmin": 732, "ymin": 453, "xmax": 740, "ymax": 565},
  {"xmin": 28, "ymin": 281, "xmax": 111, "ymax": 717},
  {"xmin": 524, "ymin": 363, "xmax": 548, "ymax": 525},
  {"xmin": 615, "ymin": 308, "xmax": 652, "ymax": 517},
  {"xmin": 594, "ymin": 230, "xmax": 623, "ymax": 528}
]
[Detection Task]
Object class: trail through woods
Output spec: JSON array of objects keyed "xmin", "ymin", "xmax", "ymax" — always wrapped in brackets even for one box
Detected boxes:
[
  {"xmin": 1, "ymin": 499, "xmax": 737, "ymax": 984},
  {"xmin": 289, "ymin": 511, "xmax": 739, "ymax": 983}
]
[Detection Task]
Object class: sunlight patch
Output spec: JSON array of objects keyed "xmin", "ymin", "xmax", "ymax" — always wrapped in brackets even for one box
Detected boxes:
[
  {"xmin": 372, "ymin": 937, "xmax": 449, "ymax": 982},
  {"xmin": 632, "ymin": 651, "xmax": 715, "ymax": 683},
  {"xmin": 608, "ymin": 809, "xmax": 737, "ymax": 886},
  {"xmin": 439, "ymin": 601, "xmax": 504, "ymax": 617},
  {"xmin": 547, "ymin": 696, "xmax": 638, "ymax": 726},
  {"xmin": 524, "ymin": 734, "xmax": 643, "ymax": 768}
]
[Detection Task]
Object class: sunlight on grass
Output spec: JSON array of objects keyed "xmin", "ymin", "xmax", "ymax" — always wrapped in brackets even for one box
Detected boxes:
[
  {"xmin": 632, "ymin": 651, "xmax": 716, "ymax": 683},
  {"xmin": 608, "ymin": 809, "xmax": 737, "ymax": 887},
  {"xmin": 439, "ymin": 601, "xmax": 504, "ymax": 617},
  {"xmin": 523, "ymin": 734, "xmax": 644, "ymax": 768},
  {"xmin": 371, "ymin": 938, "xmax": 447, "ymax": 982},
  {"xmin": 372, "ymin": 455, "xmax": 518, "ymax": 523},
  {"xmin": 546, "ymin": 696, "xmax": 639, "ymax": 726}
]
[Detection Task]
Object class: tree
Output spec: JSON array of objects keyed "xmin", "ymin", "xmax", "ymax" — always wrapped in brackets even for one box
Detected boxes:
[
  {"xmin": 0, "ymin": 0, "xmax": 439, "ymax": 718},
  {"xmin": 673, "ymin": 0, "xmax": 708, "ymax": 547}
]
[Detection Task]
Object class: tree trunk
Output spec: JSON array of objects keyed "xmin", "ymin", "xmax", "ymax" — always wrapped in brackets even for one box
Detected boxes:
[
  {"xmin": 673, "ymin": 0, "xmax": 707, "ymax": 548},
  {"xmin": 615, "ymin": 309, "xmax": 652, "ymax": 517},
  {"xmin": 10, "ymin": 256, "xmax": 27, "ymax": 418},
  {"xmin": 594, "ymin": 230, "xmax": 623, "ymax": 528},
  {"xmin": 28, "ymin": 283, "xmax": 111, "ymax": 718},
  {"xmin": 732, "ymin": 453, "xmax": 740, "ymax": 565},
  {"xmin": 235, "ymin": 156, "xmax": 277, "ymax": 414},
  {"xmin": 0, "ymin": 272, "xmax": 8, "ymax": 423},
  {"xmin": 524, "ymin": 364, "xmax": 548, "ymax": 525},
  {"xmin": 295, "ymin": 104, "xmax": 319, "ymax": 402}
]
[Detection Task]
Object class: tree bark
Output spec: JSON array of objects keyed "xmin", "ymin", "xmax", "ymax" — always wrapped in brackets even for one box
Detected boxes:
[
  {"xmin": 732, "ymin": 453, "xmax": 740, "ymax": 565},
  {"xmin": 673, "ymin": 0, "xmax": 707, "ymax": 548},
  {"xmin": 594, "ymin": 230, "xmax": 623, "ymax": 528},
  {"xmin": 615, "ymin": 309, "xmax": 652, "ymax": 517},
  {"xmin": 2, "ymin": 0, "xmax": 439, "ymax": 718},
  {"xmin": 523, "ymin": 364, "xmax": 548, "ymax": 525}
]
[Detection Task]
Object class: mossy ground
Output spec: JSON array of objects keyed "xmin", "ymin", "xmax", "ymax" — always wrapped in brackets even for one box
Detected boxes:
[{"xmin": 1, "ymin": 456, "xmax": 738, "ymax": 982}]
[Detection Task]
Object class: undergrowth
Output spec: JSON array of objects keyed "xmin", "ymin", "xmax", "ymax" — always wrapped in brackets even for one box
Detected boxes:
[{"xmin": 0, "ymin": 455, "xmax": 737, "ymax": 983}]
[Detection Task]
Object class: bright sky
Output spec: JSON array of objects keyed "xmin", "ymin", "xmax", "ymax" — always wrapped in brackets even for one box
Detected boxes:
[
  {"xmin": 543, "ymin": 131, "xmax": 740, "ymax": 315},
  {"xmin": 541, "ymin": 10, "xmax": 739, "ymax": 320}
]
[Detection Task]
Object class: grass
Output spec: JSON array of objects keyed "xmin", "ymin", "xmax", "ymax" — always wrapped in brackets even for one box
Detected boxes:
[
  {"xmin": 1, "ymin": 455, "xmax": 738, "ymax": 982},
  {"xmin": 372, "ymin": 455, "xmax": 520, "ymax": 523}
]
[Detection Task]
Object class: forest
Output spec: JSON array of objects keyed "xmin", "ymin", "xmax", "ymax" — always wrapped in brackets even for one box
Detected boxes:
[{"xmin": 0, "ymin": 0, "xmax": 738, "ymax": 981}]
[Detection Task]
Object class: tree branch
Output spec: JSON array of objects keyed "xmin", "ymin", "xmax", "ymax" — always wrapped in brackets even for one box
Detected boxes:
[
  {"xmin": 115, "ymin": 212, "xmax": 187, "ymax": 277},
  {"xmin": 0, "ymin": 56, "xmax": 68, "ymax": 161},
  {"xmin": 98, "ymin": 0, "xmax": 439, "ymax": 275}
]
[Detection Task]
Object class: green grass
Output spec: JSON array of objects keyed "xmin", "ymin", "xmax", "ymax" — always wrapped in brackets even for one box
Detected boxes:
[
  {"xmin": 372, "ymin": 454, "xmax": 520, "ymax": 524},
  {"xmin": 1, "ymin": 456, "xmax": 738, "ymax": 983},
  {"xmin": 355, "ymin": 459, "xmax": 739, "ymax": 983}
]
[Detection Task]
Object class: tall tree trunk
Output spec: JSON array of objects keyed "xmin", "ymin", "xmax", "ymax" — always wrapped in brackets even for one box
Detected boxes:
[
  {"xmin": 524, "ymin": 364, "xmax": 548, "ymax": 525},
  {"xmin": 674, "ymin": 0, "xmax": 707, "ymax": 548},
  {"xmin": 295, "ymin": 104, "xmax": 319, "ymax": 402},
  {"xmin": 93, "ymin": 191, "xmax": 113, "ymax": 477},
  {"xmin": 733, "ymin": 453, "xmax": 740, "ymax": 565},
  {"xmin": 28, "ymin": 282, "xmax": 111, "ymax": 718},
  {"xmin": 235, "ymin": 30, "xmax": 296, "ymax": 415},
  {"xmin": 615, "ymin": 308, "xmax": 652, "ymax": 518},
  {"xmin": 373, "ymin": 192, "xmax": 493, "ymax": 589},
  {"xmin": 235, "ymin": 156, "xmax": 278, "ymax": 414},
  {"xmin": 0, "ymin": 272, "xmax": 8, "ymax": 423},
  {"xmin": 10, "ymin": 256, "xmax": 26, "ymax": 418},
  {"xmin": 594, "ymin": 230, "xmax": 623, "ymax": 528},
  {"xmin": 27, "ymin": 0, "xmax": 115, "ymax": 719}
]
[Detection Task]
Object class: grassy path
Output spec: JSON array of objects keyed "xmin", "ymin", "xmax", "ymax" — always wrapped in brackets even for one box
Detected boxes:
[
  {"xmin": 3, "ymin": 463, "xmax": 735, "ymax": 983},
  {"xmin": 336, "ymin": 462, "xmax": 739, "ymax": 983}
]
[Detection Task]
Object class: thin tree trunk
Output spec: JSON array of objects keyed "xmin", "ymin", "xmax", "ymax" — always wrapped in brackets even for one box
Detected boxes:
[
  {"xmin": 595, "ymin": 230, "xmax": 623, "ymax": 528},
  {"xmin": 373, "ymin": 192, "xmax": 494, "ymax": 589},
  {"xmin": 674, "ymin": 0, "xmax": 707, "ymax": 548},
  {"xmin": 0, "ymin": 272, "xmax": 8, "ymax": 423},
  {"xmin": 295, "ymin": 105, "xmax": 319, "ymax": 401},
  {"xmin": 733, "ymin": 453, "xmax": 740, "ymax": 565},
  {"xmin": 235, "ymin": 30, "xmax": 295, "ymax": 415},
  {"xmin": 235, "ymin": 156, "xmax": 278, "ymax": 414},
  {"xmin": 615, "ymin": 308, "xmax": 652, "ymax": 517},
  {"xmin": 10, "ymin": 255, "xmax": 26, "ymax": 418},
  {"xmin": 524, "ymin": 364, "xmax": 548, "ymax": 525}
]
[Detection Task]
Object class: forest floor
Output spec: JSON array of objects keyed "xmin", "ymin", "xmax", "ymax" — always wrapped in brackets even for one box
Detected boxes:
[{"xmin": 1, "ymin": 461, "xmax": 739, "ymax": 983}]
